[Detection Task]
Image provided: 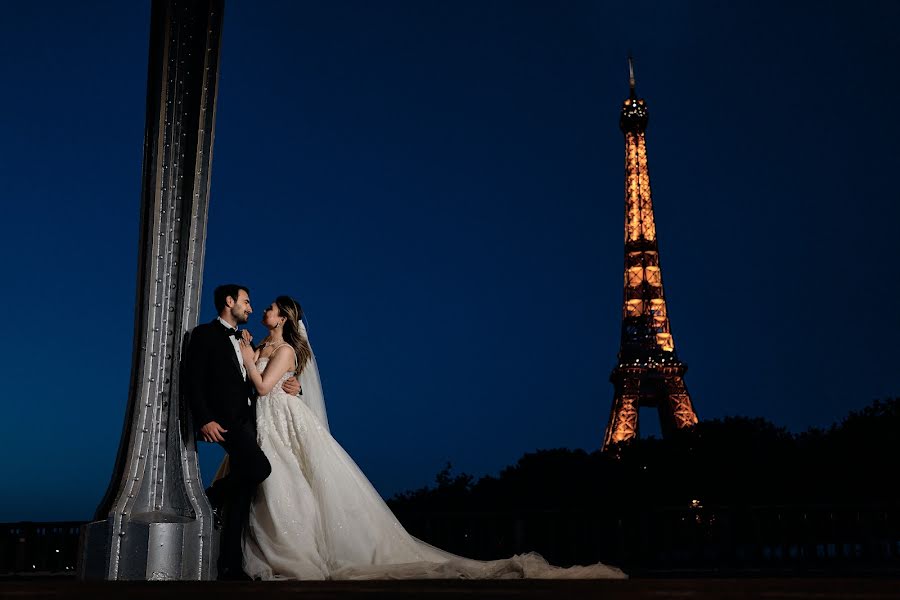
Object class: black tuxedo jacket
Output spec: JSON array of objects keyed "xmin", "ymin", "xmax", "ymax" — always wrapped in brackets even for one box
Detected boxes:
[{"xmin": 184, "ymin": 319, "xmax": 256, "ymax": 431}]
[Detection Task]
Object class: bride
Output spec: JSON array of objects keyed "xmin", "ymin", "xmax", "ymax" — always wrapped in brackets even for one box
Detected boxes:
[{"xmin": 222, "ymin": 295, "xmax": 625, "ymax": 580}]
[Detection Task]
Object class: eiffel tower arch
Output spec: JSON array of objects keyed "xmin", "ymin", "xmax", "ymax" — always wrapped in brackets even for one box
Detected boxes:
[{"xmin": 602, "ymin": 59, "xmax": 699, "ymax": 451}]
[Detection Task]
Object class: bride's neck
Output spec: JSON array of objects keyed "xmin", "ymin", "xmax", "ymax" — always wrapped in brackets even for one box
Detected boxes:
[{"xmin": 266, "ymin": 329, "xmax": 285, "ymax": 344}]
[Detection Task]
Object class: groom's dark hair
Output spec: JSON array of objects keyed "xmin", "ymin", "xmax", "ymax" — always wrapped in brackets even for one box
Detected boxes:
[{"xmin": 214, "ymin": 284, "xmax": 250, "ymax": 313}]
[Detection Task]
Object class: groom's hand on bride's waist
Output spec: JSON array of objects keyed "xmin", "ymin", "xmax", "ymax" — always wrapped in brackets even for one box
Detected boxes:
[
  {"xmin": 200, "ymin": 421, "xmax": 228, "ymax": 443},
  {"xmin": 282, "ymin": 376, "xmax": 301, "ymax": 396}
]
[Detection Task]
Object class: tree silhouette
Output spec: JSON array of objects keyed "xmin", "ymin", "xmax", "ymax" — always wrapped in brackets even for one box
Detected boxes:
[{"xmin": 389, "ymin": 398, "xmax": 900, "ymax": 512}]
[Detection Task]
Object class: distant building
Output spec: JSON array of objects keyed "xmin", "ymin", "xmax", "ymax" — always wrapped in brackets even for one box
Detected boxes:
[{"xmin": 1, "ymin": 521, "xmax": 84, "ymax": 575}]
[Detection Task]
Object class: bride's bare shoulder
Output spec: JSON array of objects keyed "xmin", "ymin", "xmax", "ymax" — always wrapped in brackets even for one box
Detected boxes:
[
  {"xmin": 259, "ymin": 342, "xmax": 294, "ymax": 362},
  {"xmin": 272, "ymin": 344, "xmax": 296, "ymax": 360}
]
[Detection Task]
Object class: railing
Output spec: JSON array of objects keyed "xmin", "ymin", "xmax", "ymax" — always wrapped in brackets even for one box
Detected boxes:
[
  {"xmin": 0, "ymin": 522, "xmax": 82, "ymax": 575},
  {"xmin": 4, "ymin": 504, "xmax": 900, "ymax": 575},
  {"xmin": 391, "ymin": 503, "xmax": 900, "ymax": 571}
]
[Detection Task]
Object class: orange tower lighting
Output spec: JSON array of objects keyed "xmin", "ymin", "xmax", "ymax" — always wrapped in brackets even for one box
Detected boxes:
[{"xmin": 602, "ymin": 58, "xmax": 699, "ymax": 451}]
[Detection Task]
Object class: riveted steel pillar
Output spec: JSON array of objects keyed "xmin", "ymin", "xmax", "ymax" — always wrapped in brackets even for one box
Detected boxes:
[{"xmin": 78, "ymin": 0, "xmax": 224, "ymax": 581}]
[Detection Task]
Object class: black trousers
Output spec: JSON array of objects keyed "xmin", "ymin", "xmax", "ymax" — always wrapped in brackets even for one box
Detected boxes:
[{"xmin": 207, "ymin": 418, "xmax": 271, "ymax": 574}]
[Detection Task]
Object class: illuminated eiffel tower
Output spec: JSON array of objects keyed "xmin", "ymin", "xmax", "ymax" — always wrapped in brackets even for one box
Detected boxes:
[{"xmin": 602, "ymin": 59, "xmax": 699, "ymax": 451}]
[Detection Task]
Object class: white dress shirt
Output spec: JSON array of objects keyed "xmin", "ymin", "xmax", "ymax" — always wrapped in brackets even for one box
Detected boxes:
[
  {"xmin": 217, "ymin": 316, "xmax": 247, "ymax": 378},
  {"xmin": 218, "ymin": 316, "xmax": 252, "ymax": 407}
]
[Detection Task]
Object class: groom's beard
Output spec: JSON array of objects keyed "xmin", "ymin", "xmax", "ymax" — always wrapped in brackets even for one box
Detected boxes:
[{"xmin": 231, "ymin": 308, "xmax": 250, "ymax": 324}]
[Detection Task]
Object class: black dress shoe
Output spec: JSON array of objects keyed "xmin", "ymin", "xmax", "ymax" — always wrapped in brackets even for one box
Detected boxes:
[
  {"xmin": 205, "ymin": 486, "xmax": 224, "ymax": 529},
  {"xmin": 210, "ymin": 506, "xmax": 223, "ymax": 529},
  {"xmin": 217, "ymin": 567, "xmax": 252, "ymax": 581}
]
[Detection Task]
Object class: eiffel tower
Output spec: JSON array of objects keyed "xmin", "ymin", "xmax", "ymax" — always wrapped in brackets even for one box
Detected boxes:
[{"xmin": 602, "ymin": 59, "xmax": 699, "ymax": 451}]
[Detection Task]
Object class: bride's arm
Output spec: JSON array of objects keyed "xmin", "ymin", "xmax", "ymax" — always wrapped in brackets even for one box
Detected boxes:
[{"xmin": 240, "ymin": 342, "xmax": 294, "ymax": 396}]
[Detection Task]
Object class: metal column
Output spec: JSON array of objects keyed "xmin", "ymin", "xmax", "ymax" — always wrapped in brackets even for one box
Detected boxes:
[{"xmin": 78, "ymin": 0, "xmax": 225, "ymax": 580}]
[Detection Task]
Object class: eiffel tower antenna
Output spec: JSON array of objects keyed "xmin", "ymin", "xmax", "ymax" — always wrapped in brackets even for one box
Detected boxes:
[{"xmin": 628, "ymin": 55, "xmax": 636, "ymax": 96}]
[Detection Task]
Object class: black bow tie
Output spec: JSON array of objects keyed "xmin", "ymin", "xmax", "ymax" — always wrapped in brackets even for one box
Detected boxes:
[{"xmin": 227, "ymin": 328, "xmax": 242, "ymax": 338}]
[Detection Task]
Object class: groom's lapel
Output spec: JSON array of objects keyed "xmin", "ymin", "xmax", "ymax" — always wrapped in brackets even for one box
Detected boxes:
[{"xmin": 214, "ymin": 319, "xmax": 245, "ymax": 380}]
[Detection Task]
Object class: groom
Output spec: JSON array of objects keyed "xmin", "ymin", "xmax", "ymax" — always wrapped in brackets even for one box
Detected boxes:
[{"xmin": 184, "ymin": 283, "xmax": 300, "ymax": 580}]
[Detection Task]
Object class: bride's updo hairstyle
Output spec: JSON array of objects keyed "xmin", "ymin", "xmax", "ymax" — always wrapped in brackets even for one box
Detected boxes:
[{"xmin": 276, "ymin": 295, "xmax": 312, "ymax": 375}]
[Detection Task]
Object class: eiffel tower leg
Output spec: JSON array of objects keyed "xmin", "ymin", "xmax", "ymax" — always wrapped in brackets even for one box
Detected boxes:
[
  {"xmin": 78, "ymin": 0, "xmax": 224, "ymax": 581},
  {"xmin": 603, "ymin": 375, "xmax": 640, "ymax": 450},
  {"xmin": 658, "ymin": 375, "xmax": 698, "ymax": 438}
]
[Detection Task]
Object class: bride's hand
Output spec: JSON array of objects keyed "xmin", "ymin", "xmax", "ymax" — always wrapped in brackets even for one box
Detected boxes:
[{"xmin": 239, "ymin": 339, "xmax": 256, "ymax": 365}]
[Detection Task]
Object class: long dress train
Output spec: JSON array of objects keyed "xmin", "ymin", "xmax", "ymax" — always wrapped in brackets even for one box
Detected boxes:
[{"xmin": 228, "ymin": 354, "xmax": 626, "ymax": 580}]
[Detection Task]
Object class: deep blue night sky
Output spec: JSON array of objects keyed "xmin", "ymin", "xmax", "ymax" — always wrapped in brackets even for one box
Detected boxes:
[{"xmin": 2, "ymin": 1, "xmax": 898, "ymax": 521}]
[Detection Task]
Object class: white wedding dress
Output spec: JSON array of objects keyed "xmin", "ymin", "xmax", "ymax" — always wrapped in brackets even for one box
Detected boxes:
[{"xmin": 233, "ymin": 345, "xmax": 626, "ymax": 581}]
